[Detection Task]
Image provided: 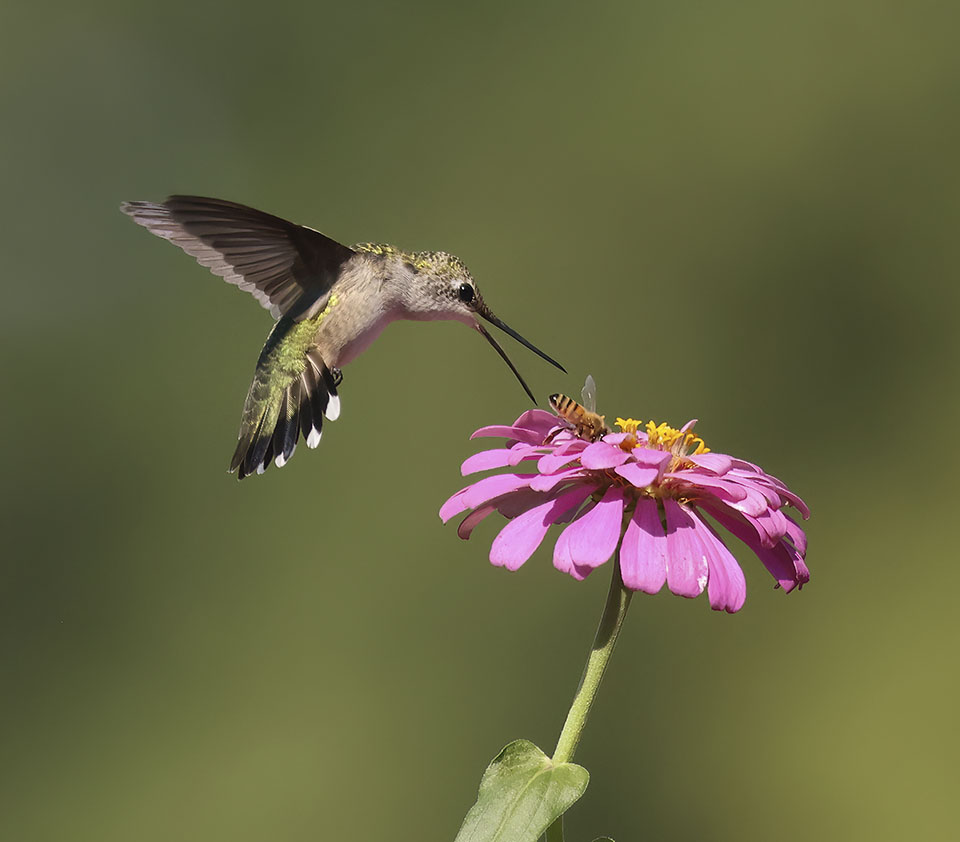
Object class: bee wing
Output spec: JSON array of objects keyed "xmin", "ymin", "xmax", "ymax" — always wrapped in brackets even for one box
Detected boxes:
[{"xmin": 581, "ymin": 374, "xmax": 598, "ymax": 413}]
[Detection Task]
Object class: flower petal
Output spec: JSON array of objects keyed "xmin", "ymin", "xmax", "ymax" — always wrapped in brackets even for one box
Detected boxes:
[
  {"xmin": 529, "ymin": 467, "xmax": 589, "ymax": 492},
  {"xmin": 507, "ymin": 442, "xmax": 542, "ymax": 466},
  {"xmin": 687, "ymin": 452, "xmax": 733, "ymax": 475},
  {"xmin": 580, "ymin": 441, "xmax": 630, "ymax": 470},
  {"xmin": 667, "ymin": 473, "xmax": 748, "ymax": 503},
  {"xmin": 767, "ymin": 481, "xmax": 810, "ymax": 519},
  {"xmin": 614, "ymin": 461, "xmax": 660, "ymax": 489},
  {"xmin": 783, "ymin": 512, "xmax": 807, "ymax": 556},
  {"xmin": 537, "ymin": 440, "xmax": 589, "ymax": 475},
  {"xmin": 553, "ymin": 505, "xmax": 593, "ymax": 579},
  {"xmin": 496, "ymin": 488, "xmax": 550, "ymax": 518},
  {"xmin": 553, "ymin": 486, "xmax": 626, "ymax": 576},
  {"xmin": 731, "ymin": 462, "xmax": 810, "ymax": 518},
  {"xmin": 619, "ymin": 498, "xmax": 667, "ymax": 594},
  {"xmin": 689, "ymin": 510, "xmax": 746, "ymax": 613},
  {"xmin": 752, "ymin": 507, "xmax": 789, "ymax": 547},
  {"xmin": 490, "ymin": 485, "xmax": 595, "ymax": 571},
  {"xmin": 458, "ymin": 506, "xmax": 495, "ymax": 539},
  {"xmin": 470, "ymin": 425, "xmax": 543, "ymax": 445},
  {"xmin": 462, "ymin": 473, "xmax": 536, "ymax": 509},
  {"xmin": 724, "ymin": 483, "xmax": 770, "ymax": 517},
  {"xmin": 460, "ymin": 449, "xmax": 518, "ymax": 475},
  {"xmin": 662, "ymin": 499, "xmax": 709, "ymax": 598},
  {"xmin": 631, "ymin": 448, "xmax": 673, "ymax": 471},
  {"xmin": 705, "ymin": 505, "xmax": 809, "ymax": 592},
  {"xmin": 440, "ymin": 486, "xmax": 471, "ymax": 523},
  {"xmin": 512, "ymin": 409, "xmax": 558, "ymax": 435}
]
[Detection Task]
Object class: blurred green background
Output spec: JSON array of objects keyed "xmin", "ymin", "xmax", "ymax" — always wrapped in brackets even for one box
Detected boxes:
[{"xmin": 2, "ymin": 1, "xmax": 957, "ymax": 839}]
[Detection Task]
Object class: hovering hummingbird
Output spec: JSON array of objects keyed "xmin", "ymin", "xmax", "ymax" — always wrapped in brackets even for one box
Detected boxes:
[{"xmin": 121, "ymin": 196, "xmax": 564, "ymax": 479}]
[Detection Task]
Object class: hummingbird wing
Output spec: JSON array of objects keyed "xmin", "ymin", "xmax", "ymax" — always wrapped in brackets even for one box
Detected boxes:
[{"xmin": 120, "ymin": 196, "xmax": 356, "ymax": 320}]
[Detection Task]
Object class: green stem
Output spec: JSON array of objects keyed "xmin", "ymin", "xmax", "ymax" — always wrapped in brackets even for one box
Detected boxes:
[
  {"xmin": 553, "ymin": 560, "xmax": 633, "ymax": 764},
  {"xmin": 543, "ymin": 560, "xmax": 633, "ymax": 841}
]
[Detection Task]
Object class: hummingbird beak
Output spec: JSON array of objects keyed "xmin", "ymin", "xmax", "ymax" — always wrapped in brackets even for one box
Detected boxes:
[{"xmin": 473, "ymin": 305, "xmax": 566, "ymax": 403}]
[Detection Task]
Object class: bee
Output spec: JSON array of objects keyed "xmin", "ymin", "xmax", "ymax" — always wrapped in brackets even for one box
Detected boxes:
[{"xmin": 549, "ymin": 374, "xmax": 610, "ymax": 442}]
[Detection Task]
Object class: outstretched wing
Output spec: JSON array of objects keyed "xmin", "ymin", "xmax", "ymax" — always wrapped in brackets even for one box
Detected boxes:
[
  {"xmin": 581, "ymin": 374, "xmax": 598, "ymax": 413},
  {"xmin": 120, "ymin": 195, "xmax": 356, "ymax": 320}
]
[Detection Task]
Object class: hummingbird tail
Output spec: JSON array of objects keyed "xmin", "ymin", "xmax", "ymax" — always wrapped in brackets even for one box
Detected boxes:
[{"xmin": 229, "ymin": 349, "xmax": 341, "ymax": 479}]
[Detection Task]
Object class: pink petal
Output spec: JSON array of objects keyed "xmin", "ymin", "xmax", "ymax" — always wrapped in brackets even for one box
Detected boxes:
[
  {"xmin": 792, "ymin": 553, "xmax": 811, "ymax": 588},
  {"xmin": 619, "ymin": 498, "xmax": 667, "ymax": 594},
  {"xmin": 630, "ymin": 448, "xmax": 673, "ymax": 475},
  {"xmin": 553, "ymin": 511, "xmax": 592, "ymax": 579},
  {"xmin": 687, "ymin": 452, "xmax": 733, "ymax": 475},
  {"xmin": 553, "ymin": 486, "xmax": 626, "ymax": 576},
  {"xmin": 662, "ymin": 499, "xmax": 709, "ymax": 598},
  {"xmin": 462, "ymin": 473, "xmax": 535, "ymax": 509},
  {"xmin": 512, "ymin": 409, "xmax": 558, "ymax": 436},
  {"xmin": 613, "ymin": 461, "xmax": 660, "ymax": 489},
  {"xmin": 507, "ymin": 442, "xmax": 541, "ymax": 466},
  {"xmin": 537, "ymin": 440, "xmax": 589, "ymax": 475},
  {"xmin": 689, "ymin": 511, "xmax": 746, "ymax": 613},
  {"xmin": 470, "ymin": 425, "xmax": 544, "ymax": 444},
  {"xmin": 458, "ymin": 506, "xmax": 495, "ymax": 539},
  {"xmin": 733, "ymin": 474, "xmax": 783, "ymax": 508},
  {"xmin": 704, "ymin": 506, "xmax": 809, "ymax": 592},
  {"xmin": 490, "ymin": 485, "xmax": 595, "ymax": 571},
  {"xmin": 580, "ymin": 441, "xmax": 630, "ymax": 470},
  {"xmin": 703, "ymin": 502, "xmax": 773, "ymax": 550},
  {"xmin": 668, "ymin": 473, "xmax": 748, "ymax": 503},
  {"xmin": 497, "ymin": 488, "xmax": 550, "ymax": 518},
  {"xmin": 740, "ymin": 507, "xmax": 794, "ymax": 552},
  {"xmin": 728, "ymin": 484, "xmax": 774, "ymax": 518},
  {"xmin": 767, "ymin": 482, "xmax": 810, "ymax": 519},
  {"xmin": 440, "ymin": 486, "xmax": 471, "ymax": 522},
  {"xmin": 537, "ymin": 451, "xmax": 579, "ymax": 475},
  {"xmin": 529, "ymin": 467, "xmax": 589, "ymax": 492},
  {"xmin": 461, "ymin": 449, "xmax": 518, "ymax": 475},
  {"xmin": 783, "ymin": 513, "xmax": 807, "ymax": 555},
  {"xmin": 752, "ymin": 507, "xmax": 789, "ymax": 547},
  {"xmin": 731, "ymin": 463, "xmax": 810, "ymax": 518}
]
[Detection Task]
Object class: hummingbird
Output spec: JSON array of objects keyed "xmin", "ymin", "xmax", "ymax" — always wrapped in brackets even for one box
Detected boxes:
[{"xmin": 121, "ymin": 196, "xmax": 565, "ymax": 479}]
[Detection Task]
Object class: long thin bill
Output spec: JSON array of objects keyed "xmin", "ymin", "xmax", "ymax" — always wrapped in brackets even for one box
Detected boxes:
[
  {"xmin": 477, "ymin": 308, "xmax": 567, "ymax": 373},
  {"xmin": 475, "ymin": 322, "xmax": 537, "ymax": 403}
]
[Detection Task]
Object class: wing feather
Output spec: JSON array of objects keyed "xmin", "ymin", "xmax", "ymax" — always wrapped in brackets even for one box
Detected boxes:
[{"xmin": 121, "ymin": 195, "xmax": 356, "ymax": 320}]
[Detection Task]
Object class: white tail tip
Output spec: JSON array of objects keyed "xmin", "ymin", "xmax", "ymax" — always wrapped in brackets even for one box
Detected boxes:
[{"xmin": 326, "ymin": 394, "xmax": 341, "ymax": 421}]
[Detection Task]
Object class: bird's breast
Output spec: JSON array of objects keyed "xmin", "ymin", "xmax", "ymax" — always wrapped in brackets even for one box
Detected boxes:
[{"xmin": 313, "ymin": 302, "xmax": 398, "ymax": 368}]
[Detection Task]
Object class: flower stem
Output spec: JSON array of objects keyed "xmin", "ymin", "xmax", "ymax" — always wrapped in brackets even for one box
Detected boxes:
[
  {"xmin": 543, "ymin": 560, "xmax": 632, "ymax": 842},
  {"xmin": 553, "ymin": 560, "xmax": 633, "ymax": 764}
]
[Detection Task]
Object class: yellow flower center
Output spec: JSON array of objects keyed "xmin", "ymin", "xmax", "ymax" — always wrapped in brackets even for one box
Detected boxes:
[
  {"xmin": 604, "ymin": 417, "xmax": 711, "ymax": 501},
  {"xmin": 615, "ymin": 417, "xmax": 711, "ymax": 460}
]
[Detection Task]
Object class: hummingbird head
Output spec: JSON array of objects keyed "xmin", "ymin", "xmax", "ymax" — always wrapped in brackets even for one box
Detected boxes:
[{"xmin": 403, "ymin": 250, "xmax": 566, "ymax": 402}]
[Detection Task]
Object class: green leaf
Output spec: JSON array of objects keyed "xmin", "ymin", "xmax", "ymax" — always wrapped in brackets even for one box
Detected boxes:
[{"xmin": 454, "ymin": 739, "xmax": 589, "ymax": 842}]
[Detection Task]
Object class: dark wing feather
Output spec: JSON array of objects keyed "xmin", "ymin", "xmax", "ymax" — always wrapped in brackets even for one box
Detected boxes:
[{"xmin": 120, "ymin": 196, "xmax": 356, "ymax": 320}]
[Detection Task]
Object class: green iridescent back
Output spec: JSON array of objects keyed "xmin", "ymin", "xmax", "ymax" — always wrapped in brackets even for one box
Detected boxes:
[{"xmin": 352, "ymin": 243, "xmax": 473, "ymax": 281}]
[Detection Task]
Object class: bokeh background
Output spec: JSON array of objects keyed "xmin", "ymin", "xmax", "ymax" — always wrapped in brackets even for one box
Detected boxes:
[{"xmin": 2, "ymin": 1, "xmax": 957, "ymax": 840}]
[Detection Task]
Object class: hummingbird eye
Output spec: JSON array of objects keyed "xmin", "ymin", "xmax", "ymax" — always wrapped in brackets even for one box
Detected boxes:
[{"xmin": 457, "ymin": 282, "xmax": 475, "ymax": 304}]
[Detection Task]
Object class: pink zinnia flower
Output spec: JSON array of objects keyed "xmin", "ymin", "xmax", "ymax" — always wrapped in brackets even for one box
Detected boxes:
[{"xmin": 440, "ymin": 408, "xmax": 809, "ymax": 613}]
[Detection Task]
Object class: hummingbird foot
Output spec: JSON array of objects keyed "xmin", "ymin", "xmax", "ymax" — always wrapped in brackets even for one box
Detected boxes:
[{"xmin": 331, "ymin": 367, "xmax": 343, "ymax": 388}]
